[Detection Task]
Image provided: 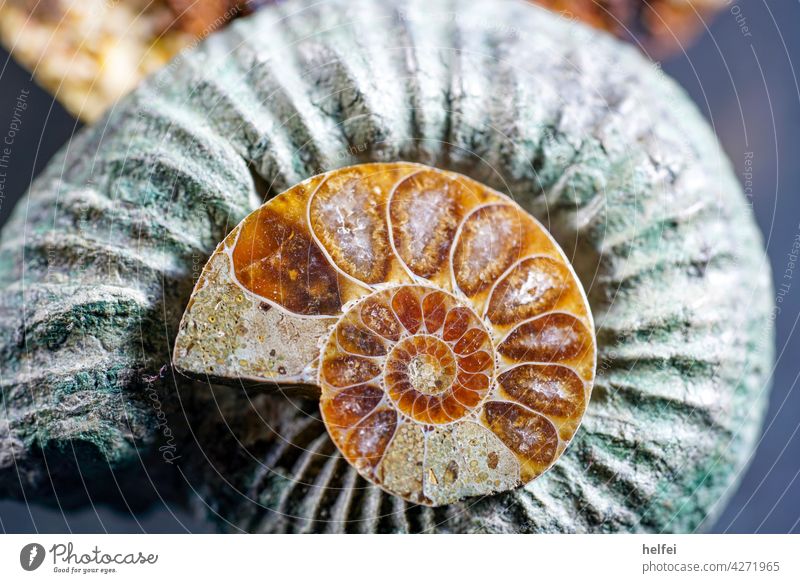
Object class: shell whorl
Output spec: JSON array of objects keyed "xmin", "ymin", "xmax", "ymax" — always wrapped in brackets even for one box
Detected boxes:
[
  {"xmin": 174, "ymin": 163, "xmax": 596, "ymax": 505},
  {"xmin": 0, "ymin": 0, "xmax": 773, "ymax": 532}
]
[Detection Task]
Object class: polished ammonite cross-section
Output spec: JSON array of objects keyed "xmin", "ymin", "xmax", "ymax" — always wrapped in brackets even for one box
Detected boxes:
[{"xmin": 173, "ymin": 162, "xmax": 596, "ymax": 506}]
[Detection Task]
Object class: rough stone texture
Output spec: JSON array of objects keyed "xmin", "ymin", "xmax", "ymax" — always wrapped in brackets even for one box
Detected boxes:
[{"xmin": 0, "ymin": 0, "xmax": 773, "ymax": 532}]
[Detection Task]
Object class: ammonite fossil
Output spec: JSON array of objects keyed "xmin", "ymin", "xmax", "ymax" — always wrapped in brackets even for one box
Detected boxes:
[
  {"xmin": 0, "ymin": 0, "xmax": 772, "ymax": 532},
  {"xmin": 173, "ymin": 163, "xmax": 596, "ymax": 505},
  {"xmin": 0, "ymin": 0, "xmax": 726, "ymax": 121}
]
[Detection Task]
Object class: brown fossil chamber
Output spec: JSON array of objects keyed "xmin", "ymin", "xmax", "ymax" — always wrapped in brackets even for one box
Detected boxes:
[{"xmin": 174, "ymin": 163, "xmax": 596, "ymax": 506}]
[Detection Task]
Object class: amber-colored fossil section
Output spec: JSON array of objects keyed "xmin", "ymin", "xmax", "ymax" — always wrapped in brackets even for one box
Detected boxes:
[
  {"xmin": 390, "ymin": 170, "xmax": 465, "ymax": 279},
  {"xmin": 309, "ymin": 167, "xmax": 396, "ymax": 284},
  {"xmin": 321, "ymin": 286, "xmax": 494, "ymax": 431},
  {"xmin": 321, "ymin": 385, "xmax": 384, "ymax": 431},
  {"xmin": 452, "ymin": 204, "xmax": 526, "ymax": 297},
  {"xmin": 486, "ymin": 257, "xmax": 571, "ymax": 325},
  {"xmin": 232, "ymin": 203, "xmax": 343, "ymax": 316},
  {"xmin": 483, "ymin": 401, "xmax": 559, "ymax": 481},
  {"xmin": 498, "ymin": 364, "xmax": 586, "ymax": 419},
  {"xmin": 342, "ymin": 409, "xmax": 398, "ymax": 472},
  {"xmin": 498, "ymin": 312, "xmax": 595, "ymax": 380},
  {"xmin": 387, "ymin": 336, "xmax": 458, "ymax": 397},
  {"xmin": 176, "ymin": 162, "xmax": 597, "ymax": 506}
]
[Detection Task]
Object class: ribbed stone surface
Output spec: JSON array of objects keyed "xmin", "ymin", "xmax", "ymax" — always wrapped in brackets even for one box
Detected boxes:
[{"xmin": 0, "ymin": 0, "xmax": 773, "ymax": 532}]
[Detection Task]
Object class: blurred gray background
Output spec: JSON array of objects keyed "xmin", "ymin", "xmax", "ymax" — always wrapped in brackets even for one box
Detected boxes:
[{"xmin": 1, "ymin": 1, "xmax": 799, "ymax": 533}]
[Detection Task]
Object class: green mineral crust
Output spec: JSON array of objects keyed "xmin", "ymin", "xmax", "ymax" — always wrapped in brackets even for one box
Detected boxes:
[{"xmin": 0, "ymin": 0, "xmax": 773, "ymax": 532}]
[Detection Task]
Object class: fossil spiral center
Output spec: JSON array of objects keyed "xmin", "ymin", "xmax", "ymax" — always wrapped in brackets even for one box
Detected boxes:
[
  {"xmin": 389, "ymin": 337, "xmax": 457, "ymax": 396},
  {"xmin": 319, "ymin": 284, "xmax": 497, "ymax": 426}
]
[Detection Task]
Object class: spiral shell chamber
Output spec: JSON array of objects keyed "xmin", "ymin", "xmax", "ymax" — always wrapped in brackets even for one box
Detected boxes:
[{"xmin": 173, "ymin": 162, "xmax": 597, "ymax": 506}]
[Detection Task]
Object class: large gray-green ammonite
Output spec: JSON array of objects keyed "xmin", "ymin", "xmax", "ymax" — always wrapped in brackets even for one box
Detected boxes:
[{"xmin": 0, "ymin": 0, "xmax": 773, "ymax": 532}]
